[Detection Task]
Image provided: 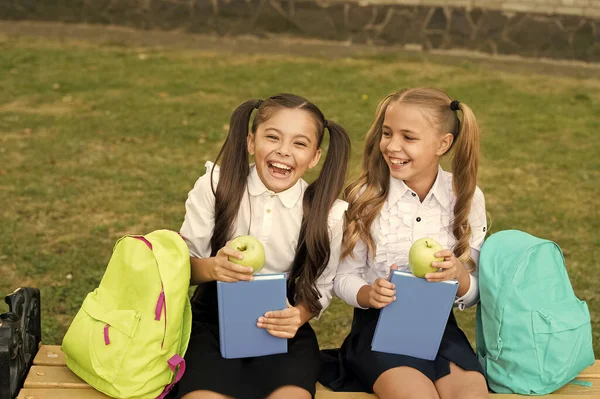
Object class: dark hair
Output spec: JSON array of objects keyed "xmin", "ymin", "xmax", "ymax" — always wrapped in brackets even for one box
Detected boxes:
[{"xmin": 199, "ymin": 93, "xmax": 350, "ymax": 313}]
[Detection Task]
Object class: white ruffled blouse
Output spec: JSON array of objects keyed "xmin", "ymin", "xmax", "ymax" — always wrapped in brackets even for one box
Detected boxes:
[{"xmin": 334, "ymin": 166, "xmax": 487, "ymax": 310}]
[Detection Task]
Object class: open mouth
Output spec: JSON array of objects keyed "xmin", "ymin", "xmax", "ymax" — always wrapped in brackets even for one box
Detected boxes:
[
  {"xmin": 390, "ymin": 158, "xmax": 410, "ymax": 166},
  {"xmin": 267, "ymin": 161, "xmax": 293, "ymax": 177}
]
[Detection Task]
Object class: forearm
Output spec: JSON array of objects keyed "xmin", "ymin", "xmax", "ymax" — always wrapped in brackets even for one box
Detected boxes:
[
  {"xmin": 190, "ymin": 256, "xmax": 215, "ymax": 285},
  {"xmin": 456, "ymin": 266, "xmax": 471, "ymax": 297}
]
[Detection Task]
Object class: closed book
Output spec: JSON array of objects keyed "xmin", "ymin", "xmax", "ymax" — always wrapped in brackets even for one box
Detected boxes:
[
  {"xmin": 371, "ymin": 271, "xmax": 459, "ymax": 361},
  {"xmin": 217, "ymin": 274, "xmax": 287, "ymax": 359}
]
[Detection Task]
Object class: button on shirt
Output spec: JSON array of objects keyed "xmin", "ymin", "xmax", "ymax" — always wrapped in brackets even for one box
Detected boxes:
[
  {"xmin": 334, "ymin": 166, "xmax": 487, "ymax": 310},
  {"xmin": 180, "ymin": 162, "xmax": 348, "ymax": 316}
]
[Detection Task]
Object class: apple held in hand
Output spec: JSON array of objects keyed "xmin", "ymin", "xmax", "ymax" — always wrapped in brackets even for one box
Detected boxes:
[
  {"xmin": 227, "ymin": 235, "xmax": 266, "ymax": 274},
  {"xmin": 408, "ymin": 237, "xmax": 444, "ymax": 278}
]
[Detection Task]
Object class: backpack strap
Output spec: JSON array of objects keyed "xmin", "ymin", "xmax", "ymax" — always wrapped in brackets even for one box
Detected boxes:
[{"xmin": 156, "ymin": 355, "xmax": 186, "ymax": 399}]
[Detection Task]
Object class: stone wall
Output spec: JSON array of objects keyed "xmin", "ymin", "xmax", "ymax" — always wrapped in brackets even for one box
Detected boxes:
[
  {"xmin": 1, "ymin": 0, "xmax": 599, "ymax": 62},
  {"xmin": 340, "ymin": 0, "xmax": 600, "ymax": 18}
]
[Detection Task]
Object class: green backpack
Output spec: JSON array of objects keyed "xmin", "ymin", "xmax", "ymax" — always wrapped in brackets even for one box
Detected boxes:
[
  {"xmin": 62, "ymin": 230, "xmax": 192, "ymax": 398},
  {"xmin": 476, "ymin": 230, "xmax": 594, "ymax": 394}
]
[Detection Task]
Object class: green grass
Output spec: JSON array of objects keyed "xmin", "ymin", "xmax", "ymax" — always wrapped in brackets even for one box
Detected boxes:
[{"xmin": 1, "ymin": 35, "xmax": 599, "ymax": 357}]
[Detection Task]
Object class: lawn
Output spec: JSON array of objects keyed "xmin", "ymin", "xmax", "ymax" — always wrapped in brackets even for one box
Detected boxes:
[{"xmin": 1, "ymin": 33, "xmax": 598, "ymax": 356}]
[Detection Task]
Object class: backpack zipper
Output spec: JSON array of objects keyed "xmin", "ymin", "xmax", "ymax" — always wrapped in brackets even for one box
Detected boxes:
[
  {"xmin": 155, "ymin": 283, "xmax": 167, "ymax": 348},
  {"xmin": 134, "ymin": 235, "xmax": 168, "ymax": 349}
]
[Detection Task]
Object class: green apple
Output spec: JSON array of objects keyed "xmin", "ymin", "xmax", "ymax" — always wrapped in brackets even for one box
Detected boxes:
[
  {"xmin": 227, "ymin": 235, "xmax": 266, "ymax": 274},
  {"xmin": 408, "ymin": 237, "xmax": 444, "ymax": 278}
]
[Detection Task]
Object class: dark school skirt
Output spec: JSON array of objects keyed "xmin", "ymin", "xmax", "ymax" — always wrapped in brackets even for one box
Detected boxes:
[
  {"xmin": 174, "ymin": 282, "xmax": 321, "ymax": 399},
  {"xmin": 319, "ymin": 307, "xmax": 484, "ymax": 393}
]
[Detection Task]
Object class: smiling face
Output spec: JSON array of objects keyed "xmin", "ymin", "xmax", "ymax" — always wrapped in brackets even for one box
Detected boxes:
[
  {"xmin": 247, "ymin": 108, "xmax": 322, "ymax": 193},
  {"xmin": 379, "ymin": 102, "xmax": 453, "ymax": 191}
]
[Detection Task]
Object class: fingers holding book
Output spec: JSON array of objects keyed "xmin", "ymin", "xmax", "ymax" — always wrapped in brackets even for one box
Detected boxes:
[
  {"xmin": 257, "ymin": 305, "xmax": 302, "ymax": 339},
  {"xmin": 369, "ymin": 278, "xmax": 397, "ymax": 309}
]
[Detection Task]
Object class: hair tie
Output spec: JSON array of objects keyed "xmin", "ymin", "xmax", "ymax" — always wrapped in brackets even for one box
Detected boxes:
[
  {"xmin": 450, "ymin": 100, "xmax": 461, "ymax": 111},
  {"xmin": 255, "ymin": 99, "xmax": 263, "ymax": 109},
  {"xmin": 323, "ymin": 119, "xmax": 329, "ymax": 129}
]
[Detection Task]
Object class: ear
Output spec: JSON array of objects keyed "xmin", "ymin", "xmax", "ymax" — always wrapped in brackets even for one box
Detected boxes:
[
  {"xmin": 308, "ymin": 148, "xmax": 322, "ymax": 169},
  {"xmin": 436, "ymin": 133, "xmax": 454, "ymax": 156},
  {"xmin": 247, "ymin": 132, "xmax": 255, "ymax": 156}
]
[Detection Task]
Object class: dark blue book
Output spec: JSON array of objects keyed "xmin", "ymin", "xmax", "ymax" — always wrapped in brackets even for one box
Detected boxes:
[
  {"xmin": 217, "ymin": 273, "xmax": 288, "ymax": 359},
  {"xmin": 371, "ymin": 271, "xmax": 459, "ymax": 360}
]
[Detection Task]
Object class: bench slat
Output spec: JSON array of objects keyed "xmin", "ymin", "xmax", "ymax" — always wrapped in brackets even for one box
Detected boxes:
[
  {"xmin": 33, "ymin": 345, "xmax": 66, "ymax": 367},
  {"xmin": 17, "ymin": 388, "xmax": 110, "ymax": 399},
  {"xmin": 33, "ymin": 345, "xmax": 600, "ymax": 378},
  {"xmin": 578, "ymin": 360, "xmax": 600, "ymax": 379},
  {"xmin": 24, "ymin": 346, "xmax": 600, "ymax": 398},
  {"xmin": 315, "ymin": 381, "xmax": 600, "ymax": 398},
  {"xmin": 23, "ymin": 366, "xmax": 90, "ymax": 389},
  {"xmin": 551, "ymin": 380, "xmax": 600, "ymax": 395},
  {"xmin": 315, "ymin": 394, "xmax": 598, "ymax": 399}
]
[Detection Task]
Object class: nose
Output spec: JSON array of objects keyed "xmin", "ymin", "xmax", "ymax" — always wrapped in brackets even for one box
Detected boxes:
[
  {"xmin": 385, "ymin": 133, "xmax": 403, "ymax": 152},
  {"xmin": 276, "ymin": 141, "xmax": 291, "ymax": 157}
]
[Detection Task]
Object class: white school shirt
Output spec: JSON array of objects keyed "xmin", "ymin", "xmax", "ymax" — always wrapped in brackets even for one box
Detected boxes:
[
  {"xmin": 334, "ymin": 166, "xmax": 487, "ymax": 310},
  {"xmin": 180, "ymin": 161, "xmax": 348, "ymax": 316}
]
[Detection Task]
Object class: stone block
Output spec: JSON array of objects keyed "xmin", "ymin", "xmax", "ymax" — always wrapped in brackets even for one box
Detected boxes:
[
  {"xmin": 427, "ymin": 7, "xmax": 448, "ymax": 30},
  {"xmin": 587, "ymin": 42, "xmax": 600, "ymax": 61},
  {"xmin": 379, "ymin": 7, "xmax": 420, "ymax": 43},
  {"xmin": 425, "ymin": 32, "xmax": 446, "ymax": 48},
  {"xmin": 449, "ymin": 8, "xmax": 474, "ymax": 47},
  {"xmin": 573, "ymin": 21, "xmax": 596, "ymax": 59},
  {"xmin": 470, "ymin": 8, "xmax": 484, "ymax": 25},
  {"xmin": 477, "ymin": 10, "xmax": 508, "ymax": 39},
  {"xmin": 288, "ymin": 2, "xmax": 340, "ymax": 40},
  {"xmin": 509, "ymin": 15, "xmax": 568, "ymax": 56},
  {"xmin": 344, "ymin": 3, "xmax": 375, "ymax": 32}
]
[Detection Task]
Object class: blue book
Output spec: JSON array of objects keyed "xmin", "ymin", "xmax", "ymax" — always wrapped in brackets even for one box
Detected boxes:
[
  {"xmin": 217, "ymin": 273, "xmax": 288, "ymax": 359},
  {"xmin": 371, "ymin": 271, "xmax": 459, "ymax": 361}
]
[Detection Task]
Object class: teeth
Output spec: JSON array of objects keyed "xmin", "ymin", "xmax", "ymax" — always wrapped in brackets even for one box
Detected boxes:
[
  {"xmin": 391, "ymin": 159, "xmax": 409, "ymax": 165},
  {"xmin": 271, "ymin": 162, "xmax": 291, "ymax": 170}
]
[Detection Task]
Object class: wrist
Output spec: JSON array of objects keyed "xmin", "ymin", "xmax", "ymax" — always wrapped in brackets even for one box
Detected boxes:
[
  {"xmin": 456, "ymin": 262, "xmax": 471, "ymax": 296},
  {"xmin": 201, "ymin": 257, "xmax": 217, "ymax": 283},
  {"xmin": 357, "ymin": 284, "xmax": 373, "ymax": 308},
  {"xmin": 190, "ymin": 257, "xmax": 214, "ymax": 284},
  {"xmin": 294, "ymin": 303, "xmax": 314, "ymax": 325}
]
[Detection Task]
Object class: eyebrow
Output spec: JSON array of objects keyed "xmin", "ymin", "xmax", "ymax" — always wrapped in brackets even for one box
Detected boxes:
[
  {"xmin": 264, "ymin": 127, "xmax": 314, "ymax": 144},
  {"xmin": 382, "ymin": 125, "xmax": 417, "ymax": 134}
]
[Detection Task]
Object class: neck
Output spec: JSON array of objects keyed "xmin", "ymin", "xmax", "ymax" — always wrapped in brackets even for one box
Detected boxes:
[{"xmin": 405, "ymin": 166, "xmax": 439, "ymax": 202}]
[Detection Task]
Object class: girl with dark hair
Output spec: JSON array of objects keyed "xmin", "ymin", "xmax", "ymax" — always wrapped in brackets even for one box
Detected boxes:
[{"xmin": 177, "ymin": 93, "xmax": 351, "ymax": 399}]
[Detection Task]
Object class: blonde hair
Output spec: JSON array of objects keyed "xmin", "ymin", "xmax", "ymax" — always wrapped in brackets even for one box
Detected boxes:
[{"xmin": 342, "ymin": 88, "xmax": 480, "ymax": 271}]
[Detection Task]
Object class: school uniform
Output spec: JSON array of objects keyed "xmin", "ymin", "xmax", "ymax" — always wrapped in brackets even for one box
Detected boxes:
[
  {"xmin": 320, "ymin": 166, "xmax": 487, "ymax": 392},
  {"xmin": 175, "ymin": 162, "xmax": 348, "ymax": 399}
]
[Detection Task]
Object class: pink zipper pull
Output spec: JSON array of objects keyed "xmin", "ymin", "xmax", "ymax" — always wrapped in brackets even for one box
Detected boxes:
[
  {"xmin": 155, "ymin": 290, "xmax": 165, "ymax": 321},
  {"xmin": 104, "ymin": 324, "xmax": 110, "ymax": 345}
]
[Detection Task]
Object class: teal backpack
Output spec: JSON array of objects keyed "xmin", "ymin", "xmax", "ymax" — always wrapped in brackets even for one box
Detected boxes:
[
  {"xmin": 476, "ymin": 230, "xmax": 594, "ymax": 394},
  {"xmin": 62, "ymin": 230, "xmax": 192, "ymax": 398}
]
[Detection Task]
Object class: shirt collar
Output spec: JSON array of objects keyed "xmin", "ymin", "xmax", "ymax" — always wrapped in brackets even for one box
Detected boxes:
[
  {"xmin": 247, "ymin": 165, "xmax": 304, "ymax": 208},
  {"xmin": 387, "ymin": 166, "xmax": 451, "ymax": 210},
  {"xmin": 388, "ymin": 175, "xmax": 410, "ymax": 206},
  {"xmin": 429, "ymin": 166, "xmax": 451, "ymax": 210}
]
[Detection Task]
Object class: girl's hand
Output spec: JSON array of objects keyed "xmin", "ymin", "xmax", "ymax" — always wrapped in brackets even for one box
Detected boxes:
[
  {"xmin": 257, "ymin": 300, "xmax": 302, "ymax": 339},
  {"xmin": 209, "ymin": 241, "xmax": 254, "ymax": 282},
  {"xmin": 368, "ymin": 264, "xmax": 398, "ymax": 309},
  {"xmin": 425, "ymin": 249, "xmax": 467, "ymax": 282}
]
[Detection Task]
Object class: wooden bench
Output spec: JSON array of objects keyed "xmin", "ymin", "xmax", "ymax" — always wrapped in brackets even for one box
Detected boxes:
[{"xmin": 16, "ymin": 345, "xmax": 599, "ymax": 399}]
